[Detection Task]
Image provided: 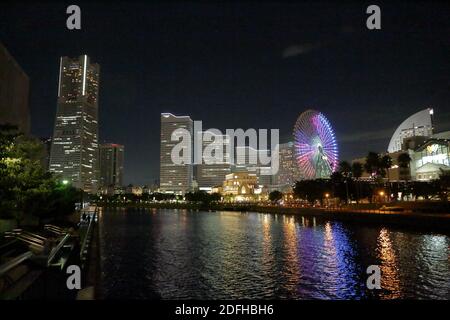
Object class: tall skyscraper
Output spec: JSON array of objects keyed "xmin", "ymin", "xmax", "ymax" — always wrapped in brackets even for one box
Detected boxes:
[
  {"xmin": 160, "ymin": 113, "xmax": 193, "ymax": 194},
  {"xmin": 0, "ymin": 42, "xmax": 30, "ymax": 135},
  {"xmin": 49, "ymin": 55, "xmax": 100, "ymax": 193},
  {"xmin": 99, "ymin": 143, "xmax": 124, "ymax": 187},
  {"xmin": 196, "ymin": 132, "xmax": 232, "ymax": 190},
  {"xmin": 275, "ymin": 141, "xmax": 301, "ymax": 189}
]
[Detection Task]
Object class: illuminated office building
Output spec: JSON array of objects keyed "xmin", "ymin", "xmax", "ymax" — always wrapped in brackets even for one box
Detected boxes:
[
  {"xmin": 159, "ymin": 113, "xmax": 193, "ymax": 194},
  {"xmin": 196, "ymin": 132, "xmax": 232, "ymax": 190},
  {"xmin": 49, "ymin": 55, "xmax": 100, "ymax": 193},
  {"xmin": 275, "ymin": 141, "xmax": 302, "ymax": 189},
  {"xmin": 100, "ymin": 143, "xmax": 124, "ymax": 187}
]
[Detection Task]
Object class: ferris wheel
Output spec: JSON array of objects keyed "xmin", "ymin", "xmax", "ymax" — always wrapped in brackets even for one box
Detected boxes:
[{"xmin": 293, "ymin": 109, "xmax": 339, "ymax": 179}]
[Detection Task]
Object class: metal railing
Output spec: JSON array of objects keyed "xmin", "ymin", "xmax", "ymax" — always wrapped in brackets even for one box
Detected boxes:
[
  {"xmin": 44, "ymin": 224, "xmax": 67, "ymax": 236},
  {"xmin": 47, "ymin": 233, "xmax": 71, "ymax": 266},
  {"xmin": 4, "ymin": 230, "xmax": 46, "ymax": 248},
  {"xmin": 0, "ymin": 251, "xmax": 33, "ymax": 277},
  {"xmin": 80, "ymin": 206, "xmax": 97, "ymax": 262}
]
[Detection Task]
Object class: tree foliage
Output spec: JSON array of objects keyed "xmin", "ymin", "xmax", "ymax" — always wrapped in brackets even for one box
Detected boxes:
[
  {"xmin": 0, "ymin": 125, "xmax": 80, "ymax": 223},
  {"xmin": 269, "ymin": 190, "xmax": 283, "ymax": 203}
]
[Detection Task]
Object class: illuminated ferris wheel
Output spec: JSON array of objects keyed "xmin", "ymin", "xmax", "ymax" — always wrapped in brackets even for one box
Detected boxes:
[{"xmin": 293, "ymin": 110, "xmax": 339, "ymax": 179}]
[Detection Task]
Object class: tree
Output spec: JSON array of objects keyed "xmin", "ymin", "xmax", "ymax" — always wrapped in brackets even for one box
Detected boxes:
[
  {"xmin": 398, "ymin": 152, "xmax": 411, "ymax": 169},
  {"xmin": 351, "ymin": 162, "xmax": 363, "ymax": 179},
  {"xmin": 0, "ymin": 125, "xmax": 79, "ymax": 224},
  {"xmin": 398, "ymin": 152, "xmax": 412, "ymax": 184},
  {"xmin": 269, "ymin": 190, "xmax": 283, "ymax": 203},
  {"xmin": 352, "ymin": 162, "xmax": 363, "ymax": 203},
  {"xmin": 380, "ymin": 155, "xmax": 392, "ymax": 180},
  {"xmin": 294, "ymin": 179, "xmax": 329, "ymax": 204},
  {"xmin": 364, "ymin": 152, "xmax": 381, "ymax": 177},
  {"xmin": 338, "ymin": 161, "xmax": 352, "ymax": 177}
]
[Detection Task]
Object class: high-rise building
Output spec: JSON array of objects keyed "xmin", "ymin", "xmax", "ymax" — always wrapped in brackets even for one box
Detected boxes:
[
  {"xmin": 159, "ymin": 113, "xmax": 193, "ymax": 194},
  {"xmin": 196, "ymin": 132, "xmax": 232, "ymax": 190},
  {"xmin": 0, "ymin": 42, "xmax": 30, "ymax": 135},
  {"xmin": 275, "ymin": 141, "xmax": 301, "ymax": 189},
  {"xmin": 99, "ymin": 143, "xmax": 124, "ymax": 187},
  {"xmin": 49, "ymin": 55, "xmax": 100, "ymax": 193}
]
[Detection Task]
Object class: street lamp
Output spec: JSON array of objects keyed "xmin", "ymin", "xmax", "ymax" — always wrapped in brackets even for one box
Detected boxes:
[
  {"xmin": 379, "ymin": 190, "xmax": 385, "ymax": 203},
  {"xmin": 325, "ymin": 193, "xmax": 330, "ymax": 208},
  {"xmin": 62, "ymin": 179, "xmax": 69, "ymax": 185}
]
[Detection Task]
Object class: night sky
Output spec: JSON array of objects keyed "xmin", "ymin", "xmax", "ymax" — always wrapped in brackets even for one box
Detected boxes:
[{"xmin": 1, "ymin": 1, "xmax": 449, "ymax": 185}]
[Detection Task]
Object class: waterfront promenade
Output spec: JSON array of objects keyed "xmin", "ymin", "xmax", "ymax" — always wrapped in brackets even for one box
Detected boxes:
[{"xmin": 0, "ymin": 206, "xmax": 98, "ymax": 299}]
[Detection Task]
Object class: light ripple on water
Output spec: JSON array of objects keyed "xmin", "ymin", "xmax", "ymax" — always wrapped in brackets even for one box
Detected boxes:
[{"xmin": 99, "ymin": 208, "xmax": 450, "ymax": 299}]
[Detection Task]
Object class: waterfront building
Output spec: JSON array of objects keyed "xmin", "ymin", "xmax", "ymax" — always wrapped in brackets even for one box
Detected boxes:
[
  {"xmin": 0, "ymin": 42, "xmax": 30, "ymax": 135},
  {"xmin": 351, "ymin": 151, "xmax": 412, "ymax": 182},
  {"xmin": 274, "ymin": 141, "xmax": 302, "ymax": 191},
  {"xmin": 383, "ymin": 108, "xmax": 450, "ymax": 181},
  {"xmin": 159, "ymin": 113, "xmax": 193, "ymax": 194},
  {"xmin": 410, "ymin": 138, "xmax": 450, "ymax": 181},
  {"xmin": 352, "ymin": 138, "xmax": 450, "ymax": 182},
  {"xmin": 49, "ymin": 55, "xmax": 100, "ymax": 193},
  {"xmin": 99, "ymin": 143, "xmax": 124, "ymax": 187},
  {"xmin": 125, "ymin": 185, "xmax": 143, "ymax": 196},
  {"xmin": 387, "ymin": 108, "xmax": 434, "ymax": 153},
  {"xmin": 222, "ymin": 171, "xmax": 267, "ymax": 202},
  {"xmin": 196, "ymin": 132, "xmax": 232, "ymax": 191},
  {"xmin": 234, "ymin": 146, "xmax": 274, "ymax": 187}
]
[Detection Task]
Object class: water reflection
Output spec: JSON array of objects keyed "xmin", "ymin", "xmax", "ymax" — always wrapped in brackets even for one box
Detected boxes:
[{"xmin": 99, "ymin": 209, "xmax": 450, "ymax": 299}]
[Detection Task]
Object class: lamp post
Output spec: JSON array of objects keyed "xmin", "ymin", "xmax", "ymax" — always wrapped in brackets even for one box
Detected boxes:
[{"xmin": 379, "ymin": 190, "xmax": 385, "ymax": 203}]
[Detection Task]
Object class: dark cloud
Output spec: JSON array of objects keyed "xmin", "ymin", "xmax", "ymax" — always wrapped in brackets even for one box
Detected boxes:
[
  {"xmin": 338, "ymin": 128, "xmax": 394, "ymax": 144},
  {"xmin": 282, "ymin": 42, "xmax": 324, "ymax": 58}
]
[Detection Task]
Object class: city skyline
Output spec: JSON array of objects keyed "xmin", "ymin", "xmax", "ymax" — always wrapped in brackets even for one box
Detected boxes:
[
  {"xmin": 1, "ymin": 1, "xmax": 450, "ymax": 305},
  {"xmin": 1, "ymin": 2, "xmax": 449, "ymax": 185}
]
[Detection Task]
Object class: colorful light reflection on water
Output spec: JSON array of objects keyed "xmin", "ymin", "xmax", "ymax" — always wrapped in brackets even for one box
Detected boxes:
[{"xmin": 99, "ymin": 209, "xmax": 450, "ymax": 299}]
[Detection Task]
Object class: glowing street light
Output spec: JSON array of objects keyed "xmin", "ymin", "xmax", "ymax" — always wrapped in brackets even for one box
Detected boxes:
[{"xmin": 62, "ymin": 179, "xmax": 69, "ymax": 185}]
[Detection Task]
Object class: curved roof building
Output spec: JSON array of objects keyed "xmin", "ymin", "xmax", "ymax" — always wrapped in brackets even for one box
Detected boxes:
[{"xmin": 387, "ymin": 108, "xmax": 433, "ymax": 153}]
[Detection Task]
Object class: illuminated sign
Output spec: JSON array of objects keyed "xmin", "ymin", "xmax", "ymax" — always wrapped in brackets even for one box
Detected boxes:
[{"xmin": 426, "ymin": 144, "xmax": 439, "ymax": 155}]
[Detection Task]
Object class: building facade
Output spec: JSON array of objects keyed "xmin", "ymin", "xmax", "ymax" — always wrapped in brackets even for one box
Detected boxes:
[
  {"xmin": 196, "ymin": 132, "xmax": 232, "ymax": 190},
  {"xmin": 233, "ymin": 146, "xmax": 273, "ymax": 187},
  {"xmin": 0, "ymin": 42, "xmax": 30, "ymax": 135},
  {"xmin": 275, "ymin": 141, "xmax": 302, "ymax": 190},
  {"xmin": 49, "ymin": 55, "xmax": 100, "ymax": 193},
  {"xmin": 159, "ymin": 113, "xmax": 193, "ymax": 194},
  {"xmin": 411, "ymin": 139, "xmax": 449, "ymax": 181},
  {"xmin": 387, "ymin": 108, "xmax": 434, "ymax": 153},
  {"xmin": 99, "ymin": 143, "xmax": 124, "ymax": 187}
]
